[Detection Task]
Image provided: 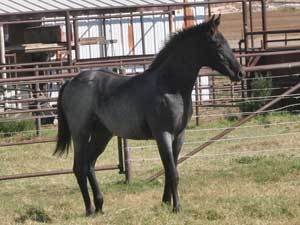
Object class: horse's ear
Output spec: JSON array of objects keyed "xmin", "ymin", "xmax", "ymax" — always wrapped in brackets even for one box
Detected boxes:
[
  {"xmin": 215, "ymin": 14, "xmax": 221, "ymax": 27},
  {"xmin": 206, "ymin": 15, "xmax": 217, "ymax": 36},
  {"xmin": 207, "ymin": 15, "xmax": 215, "ymax": 26}
]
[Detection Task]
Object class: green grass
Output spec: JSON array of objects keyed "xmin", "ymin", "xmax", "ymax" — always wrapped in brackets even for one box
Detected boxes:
[
  {"xmin": 1, "ymin": 113, "xmax": 300, "ymax": 224},
  {"xmin": 0, "ymin": 119, "xmax": 35, "ymax": 138}
]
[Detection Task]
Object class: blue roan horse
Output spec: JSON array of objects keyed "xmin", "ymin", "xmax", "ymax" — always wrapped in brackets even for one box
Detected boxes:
[{"xmin": 54, "ymin": 15, "xmax": 244, "ymax": 216}]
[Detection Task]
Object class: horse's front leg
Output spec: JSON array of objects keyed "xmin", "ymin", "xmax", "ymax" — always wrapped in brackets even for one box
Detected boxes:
[
  {"xmin": 155, "ymin": 132, "xmax": 181, "ymax": 213},
  {"xmin": 162, "ymin": 131, "xmax": 185, "ymax": 205}
]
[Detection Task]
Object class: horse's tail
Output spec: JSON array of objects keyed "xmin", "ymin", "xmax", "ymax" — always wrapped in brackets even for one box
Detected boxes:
[{"xmin": 54, "ymin": 81, "xmax": 71, "ymax": 156}]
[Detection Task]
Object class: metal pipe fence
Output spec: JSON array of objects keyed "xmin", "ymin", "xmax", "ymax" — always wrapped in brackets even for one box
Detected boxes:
[
  {"xmin": 1, "ymin": 74, "xmax": 300, "ymax": 182},
  {"xmin": 1, "ymin": 61, "xmax": 300, "ymax": 121},
  {"xmin": 1, "ymin": 33, "xmax": 300, "ymax": 182},
  {"xmin": 1, "ymin": 0, "xmax": 300, "ymax": 194}
]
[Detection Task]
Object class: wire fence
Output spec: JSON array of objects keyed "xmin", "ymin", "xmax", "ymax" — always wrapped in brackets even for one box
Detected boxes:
[
  {"xmin": 1, "ymin": 72, "xmax": 300, "ymax": 137},
  {"xmin": 130, "ymin": 147, "xmax": 300, "ymax": 164},
  {"xmin": 1, "ymin": 61, "xmax": 300, "ymax": 182}
]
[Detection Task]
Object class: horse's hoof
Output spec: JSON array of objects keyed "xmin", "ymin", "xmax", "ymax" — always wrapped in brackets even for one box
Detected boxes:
[
  {"xmin": 86, "ymin": 208, "xmax": 95, "ymax": 217},
  {"xmin": 172, "ymin": 205, "xmax": 182, "ymax": 213},
  {"xmin": 95, "ymin": 208, "xmax": 104, "ymax": 214},
  {"xmin": 162, "ymin": 200, "xmax": 171, "ymax": 205}
]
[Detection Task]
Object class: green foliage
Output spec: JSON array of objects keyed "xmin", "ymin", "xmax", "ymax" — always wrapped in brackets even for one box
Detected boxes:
[
  {"xmin": 234, "ymin": 155, "xmax": 300, "ymax": 183},
  {"xmin": 105, "ymin": 180, "xmax": 161, "ymax": 194},
  {"xmin": 15, "ymin": 206, "xmax": 52, "ymax": 223},
  {"xmin": 1, "ymin": 113, "xmax": 300, "ymax": 225},
  {"xmin": 234, "ymin": 156, "xmax": 263, "ymax": 164},
  {"xmin": 0, "ymin": 119, "xmax": 35, "ymax": 137},
  {"xmin": 242, "ymin": 201, "xmax": 294, "ymax": 219},
  {"xmin": 255, "ymin": 114, "xmax": 271, "ymax": 125},
  {"xmin": 239, "ymin": 72, "xmax": 272, "ymax": 113},
  {"xmin": 205, "ymin": 209, "xmax": 225, "ymax": 221}
]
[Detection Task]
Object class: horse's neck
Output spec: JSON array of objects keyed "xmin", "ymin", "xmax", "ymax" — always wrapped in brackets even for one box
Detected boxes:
[{"xmin": 158, "ymin": 55, "xmax": 202, "ymax": 98}]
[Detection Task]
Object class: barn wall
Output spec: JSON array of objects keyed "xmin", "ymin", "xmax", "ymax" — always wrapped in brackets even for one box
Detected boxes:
[{"xmin": 44, "ymin": 2, "xmax": 207, "ymax": 98}]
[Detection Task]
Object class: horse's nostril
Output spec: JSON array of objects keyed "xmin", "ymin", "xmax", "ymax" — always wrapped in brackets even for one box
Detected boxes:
[{"xmin": 237, "ymin": 70, "xmax": 245, "ymax": 80}]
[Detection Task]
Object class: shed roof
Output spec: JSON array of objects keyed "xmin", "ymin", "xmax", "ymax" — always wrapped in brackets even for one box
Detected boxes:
[{"xmin": 0, "ymin": 0, "xmax": 197, "ymax": 16}]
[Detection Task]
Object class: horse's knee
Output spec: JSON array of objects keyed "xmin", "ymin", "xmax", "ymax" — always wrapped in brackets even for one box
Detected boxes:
[
  {"xmin": 168, "ymin": 171, "xmax": 179, "ymax": 185},
  {"xmin": 73, "ymin": 164, "xmax": 88, "ymax": 180},
  {"xmin": 175, "ymin": 174, "xmax": 179, "ymax": 184}
]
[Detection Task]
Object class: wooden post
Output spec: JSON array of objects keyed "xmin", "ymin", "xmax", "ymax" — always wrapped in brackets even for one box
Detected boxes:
[
  {"xmin": 0, "ymin": 24, "xmax": 6, "ymax": 73},
  {"xmin": 128, "ymin": 14, "xmax": 135, "ymax": 55},
  {"xmin": 249, "ymin": 0, "xmax": 254, "ymax": 48},
  {"xmin": 65, "ymin": 11, "xmax": 72, "ymax": 66},
  {"xmin": 168, "ymin": 9, "xmax": 174, "ymax": 33},
  {"xmin": 124, "ymin": 138, "xmax": 132, "ymax": 184},
  {"xmin": 102, "ymin": 18, "xmax": 107, "ymax": 57},
  {"xmin": 34, "ymin": 65, "xmax": 41, "ymax": 137},
  {"xmin": 242, "ymin": 0, "xmax": 249, "ymax": 55},
  {"xmin": 208, "ymin": 0, "xmax": 212, "ymax": 18},
  {"xmin": 231, "ymin": 83, "xmax": 234, "ymax": 106},
  {"xmin": 117, "ymin": 137, "xmax": 125, "ymax": 174},
  {"xmin": 261, "ymin": 0, "xmax": 268, "ymax": 49},
  {"xmin": 119, "ymin": 67, "xmax": 132, "ymax": 183},
  {"xmin": 195, "ymin": 76, "xmax": 200, "ymax": 126},
  {"xmin": 183, "ymin": 0, "xmax": 195, "ymax": 28},
  {"xmin": 242, "ymin": 0, "xmax": 250, "ymax": 97},
  {"xmin": 212, "ymin": 75, "xmax": 216, "ymax": 104},
  {"xmin": 73, "ymin": 17, "xmax": 80, "ymax": 61},
  {"xmin": 140, "ymin": 14, "xmax": 146, "ymax": 70},
  {"xmin": 0, "ymin": 23, "xmax": 8, "ymax": 110}
]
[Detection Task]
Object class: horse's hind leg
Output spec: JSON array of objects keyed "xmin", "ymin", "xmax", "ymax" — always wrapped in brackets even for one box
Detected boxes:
[
  {"xmin": 87, "ymin": 127, "xmax": 112, "ymax": 214},
  {"xmin": 73, "ymin": 133, "xmax": 93, "ymax": 216}
]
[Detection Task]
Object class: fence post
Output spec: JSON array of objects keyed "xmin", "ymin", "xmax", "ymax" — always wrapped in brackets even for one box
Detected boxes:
[
  {"xmin": 65, "ymin": 11, "xmax": 73, "ymax": 67},
  {"xmin": 0, "ymin": 23, "xmax": 8, "ymax": 110},
  {"xmin": 124, "ymin": 138, "xmax": 132, "ymax": 184},
  {"xmin": 195, "ymin": 75, "xmax": 200, "ymax": 126},
  {"xmin": 117, "ymin": 137, "xmax": 125, "ymax": 174},
  {"xmin": 34, "ymin": 65, "xmax": 41, "ymax": 137},
  {"xmin": 118, "ymin": 67, "xmax": 132, "ymax": 183}
]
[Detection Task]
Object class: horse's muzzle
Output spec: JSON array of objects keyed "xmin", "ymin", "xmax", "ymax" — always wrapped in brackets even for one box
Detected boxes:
[{"xmin": 236, "ymin": 70, "xmax": 245, "ymax": 81}]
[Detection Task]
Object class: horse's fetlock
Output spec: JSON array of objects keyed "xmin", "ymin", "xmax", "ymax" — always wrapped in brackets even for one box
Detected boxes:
[
  {"xmin": 95, "ymin": 197, "xmax": 104, "ymax": 213},
  {"xmin": 173, "ymin": 204, "xmax": 182, "ymax": 213},
  {"xmin": 170, "ymin": 175, "xmax": 179, "ymax": 184}
]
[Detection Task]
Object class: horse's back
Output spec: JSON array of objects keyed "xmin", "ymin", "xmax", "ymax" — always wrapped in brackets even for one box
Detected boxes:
[
  {"xmin": 61, "ymin": 69, "xmax": 130, "ymax": 135},
  {"xmin": 74, "ymin": 69, "xmax": 129, "ymax": 90},
  {"xmin": 65, "ymin": 69, "xmax": 130, "ymax": 98}
]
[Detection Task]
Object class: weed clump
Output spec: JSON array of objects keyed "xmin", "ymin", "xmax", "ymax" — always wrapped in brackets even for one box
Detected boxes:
[
  {"xmin": 15, "ymin": 206, "xmax": 52, "ymax": 223},
  {"xmin": 205, "ymin": 209, "xmax": 225, "ymax": 221},
  {"xmin": 0, "ymin": 119, "xmax": 35, "ymax": 137},
  {"xmin": 239, "ymin": 72, "xmax": 272, "ymax": 113},
  {"xmin": 234, "ymin": 156, "xmax": 264, "ymax": 164}
]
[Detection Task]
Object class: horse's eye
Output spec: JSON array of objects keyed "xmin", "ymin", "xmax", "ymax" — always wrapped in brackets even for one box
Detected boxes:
[
  {"xmin": 216, "ymin": 43, "xmax": 222, "ymax": 49},
  {"xmin": 219, "ymin": 54, "xmax": 225, "ymax": 61}
]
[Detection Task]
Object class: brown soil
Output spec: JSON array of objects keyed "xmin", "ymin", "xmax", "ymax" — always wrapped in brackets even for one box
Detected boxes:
[{"xmin": 216, "ymin": 9, "xmax": 300, "ymax": 47}]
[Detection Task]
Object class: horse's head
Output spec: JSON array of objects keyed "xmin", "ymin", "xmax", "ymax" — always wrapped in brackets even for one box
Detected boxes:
[{"xmin": 203, "ymin": 15, "xmax": 244, "ymax": 82}]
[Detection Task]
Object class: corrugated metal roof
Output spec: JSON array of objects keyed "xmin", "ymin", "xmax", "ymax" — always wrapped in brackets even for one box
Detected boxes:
[{"xmin": 0, "ymin": 0, "xmax": 198, "ymax": 15}]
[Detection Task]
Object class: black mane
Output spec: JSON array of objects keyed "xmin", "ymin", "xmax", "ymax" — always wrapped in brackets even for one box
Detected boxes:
[{"xmin": 147, "ymin": 22, "xmax": 207, "ymax": 71}]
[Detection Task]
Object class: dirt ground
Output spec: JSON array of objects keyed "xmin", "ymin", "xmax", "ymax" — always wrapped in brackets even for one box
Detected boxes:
[{"xmin": 215, "ymin": 9, "xmax": 300, "ymax": 48}]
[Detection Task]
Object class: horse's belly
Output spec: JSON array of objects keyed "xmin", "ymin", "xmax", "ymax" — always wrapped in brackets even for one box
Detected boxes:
[
  {"xmin": 98, "ymin": 107, "xmax": 152, "ymax": 140},
  {"xmin": 116, "ymin": 127, "xmax": 152, "ymax": 139},
  {"xmin": 107, "ymin": 120, "xmax": 152, "ymax": 139}
]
